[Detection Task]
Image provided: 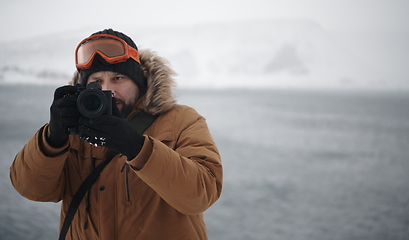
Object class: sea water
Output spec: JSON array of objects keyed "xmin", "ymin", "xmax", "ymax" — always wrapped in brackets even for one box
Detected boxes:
[{"xmin": 1, "ymin": 85, "xmax": 408, "ymax": 240}]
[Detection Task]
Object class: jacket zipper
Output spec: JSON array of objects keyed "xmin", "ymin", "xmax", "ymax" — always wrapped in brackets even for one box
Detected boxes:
[{"xmin": 120, "ymin": 163, "xmax": 132, "ymax": 204}]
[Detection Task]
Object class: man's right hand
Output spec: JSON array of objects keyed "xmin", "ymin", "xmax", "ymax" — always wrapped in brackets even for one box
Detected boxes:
[{"xmin": 47, "ymin": 85, "xmax": 80, "ymax": 148}]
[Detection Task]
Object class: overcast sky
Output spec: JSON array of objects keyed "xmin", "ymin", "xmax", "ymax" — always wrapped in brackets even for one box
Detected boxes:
[{"xmin": 1, "ymin": 0, "xmax": 408, "ymax": 42}]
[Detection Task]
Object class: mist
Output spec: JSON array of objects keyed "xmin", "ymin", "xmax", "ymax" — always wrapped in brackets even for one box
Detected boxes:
[{"xmin": 1, "ymin": 0, "xmax": 408, "ymax": 89}]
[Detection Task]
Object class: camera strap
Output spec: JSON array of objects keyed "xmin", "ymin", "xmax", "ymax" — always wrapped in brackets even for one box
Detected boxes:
[{"xmin": 58, "ymin": 111, "xmax": 158, "ymax": 240}]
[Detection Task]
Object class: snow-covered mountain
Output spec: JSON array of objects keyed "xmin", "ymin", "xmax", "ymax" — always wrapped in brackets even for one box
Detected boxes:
[{"xmin": 0, "ymin": 20, "xmax": 406, "ymax": 89}]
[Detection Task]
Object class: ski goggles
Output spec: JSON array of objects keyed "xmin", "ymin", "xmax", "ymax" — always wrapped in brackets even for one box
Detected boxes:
[{"xmin": 75, "ymin": 34, "xmax": 140, "ymax": 70}]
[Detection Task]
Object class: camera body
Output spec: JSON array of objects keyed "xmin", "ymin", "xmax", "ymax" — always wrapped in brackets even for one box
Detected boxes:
[{"xmin": 68, "ymin": 82, "xmax": 113, "ymax": 135}]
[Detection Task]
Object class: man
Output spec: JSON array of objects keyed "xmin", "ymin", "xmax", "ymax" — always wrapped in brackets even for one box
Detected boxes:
[{"xmin": 10, "ymin": 29, "xmax": 222, "ymax": 240}]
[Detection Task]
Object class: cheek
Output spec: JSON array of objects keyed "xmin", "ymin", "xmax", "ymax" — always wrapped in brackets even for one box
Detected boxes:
[{"xmin": 124, "ymin": 85, "xmax": 139, "ymax": 105}]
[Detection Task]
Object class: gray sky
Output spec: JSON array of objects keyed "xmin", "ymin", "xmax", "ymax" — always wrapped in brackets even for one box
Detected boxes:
[{"xmin": 1, "ymin": 0, "xmax": 408, "ymax": 42}]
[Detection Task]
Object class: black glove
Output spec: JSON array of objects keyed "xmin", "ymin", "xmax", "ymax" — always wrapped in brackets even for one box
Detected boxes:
[
  {"xmin": 47, "ymin": 85, "xmax": 80, "ymax": 148},
  {"xmin": 78, "ymin": 104, "xmax": 145, "ymax": 160}
]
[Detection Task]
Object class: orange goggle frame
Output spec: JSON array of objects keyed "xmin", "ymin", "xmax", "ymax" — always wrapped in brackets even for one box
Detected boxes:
[{"xmin": 75, "ymin": 34, "xmax": 140, "ymax": 70}]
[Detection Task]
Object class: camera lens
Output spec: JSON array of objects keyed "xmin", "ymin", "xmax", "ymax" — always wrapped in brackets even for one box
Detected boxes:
[
  {"xmin": 77, "ymin": 90, "xmax": 108, "ymax": 119},
  {"xmin": 82, "ymin": 94, "xmax": 101, "ymax": 112}
]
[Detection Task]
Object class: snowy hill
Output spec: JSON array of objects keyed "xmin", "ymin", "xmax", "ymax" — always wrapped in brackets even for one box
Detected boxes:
[{"xmin": 0, "ymin": 20, "xmax": 406, "ymax": 89}]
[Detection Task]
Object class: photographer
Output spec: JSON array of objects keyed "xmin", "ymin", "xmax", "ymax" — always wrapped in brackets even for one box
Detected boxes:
[{"xmin": 10, "ymin": 29, "xmax": 222, "ymax": 240}]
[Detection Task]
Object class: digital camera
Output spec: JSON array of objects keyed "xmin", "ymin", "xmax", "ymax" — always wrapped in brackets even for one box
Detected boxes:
[{"xmin": 68, "ymin": 82, "xmax": 112, "ymax": 135}]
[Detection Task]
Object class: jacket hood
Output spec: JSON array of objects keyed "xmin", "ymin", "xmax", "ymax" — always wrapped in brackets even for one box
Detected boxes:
[{"xmin": 70, "ymin": 49, "xmax": 177, "ymax": 115}]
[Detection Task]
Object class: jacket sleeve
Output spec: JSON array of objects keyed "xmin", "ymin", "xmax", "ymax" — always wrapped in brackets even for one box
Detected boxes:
[
  {"xmin": 127, "ymin": 106, "xmax": 223, "ymax": 215},
  {"xmin": 10, "ymin": 124, "xmax": 68, "ymax": 202}
]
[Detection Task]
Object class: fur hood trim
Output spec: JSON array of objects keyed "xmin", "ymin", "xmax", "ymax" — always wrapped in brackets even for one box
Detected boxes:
[{"xmin": 71, "ymin": 49, "xmax": 176, "ymax": 115}]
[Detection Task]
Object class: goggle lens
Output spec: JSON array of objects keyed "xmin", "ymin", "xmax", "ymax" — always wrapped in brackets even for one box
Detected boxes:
[{"xmin": 77, "ymin": 38, "xmax": 126, "ymax": 64}]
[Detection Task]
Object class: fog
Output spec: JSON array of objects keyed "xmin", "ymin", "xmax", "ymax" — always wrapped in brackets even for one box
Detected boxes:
[
  {"xmin": 0, "ymin": 0, "xmax": 408, "ymax": 89},
  {"xmin": 1, "ymin": 0, "xmax": 407, "ymax": 41}
]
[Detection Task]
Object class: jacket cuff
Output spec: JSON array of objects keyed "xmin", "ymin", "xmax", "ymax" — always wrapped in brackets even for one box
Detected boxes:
[
  {"xmin": 126, "ymin": 136, "xmax": 153, "ymax": 170},
  {"xmin": 39, "ymin": 124, "xmax": 69, "ymax": 157}
]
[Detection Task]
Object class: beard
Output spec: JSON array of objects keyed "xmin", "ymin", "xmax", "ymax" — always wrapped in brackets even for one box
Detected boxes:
[
  {"xmin": 117, "ymin": 98, "xmax": 137, "ymax": 118},
  {"xmin": 121, "ymin": 103, "xmax": 134, "ymax": 118}
]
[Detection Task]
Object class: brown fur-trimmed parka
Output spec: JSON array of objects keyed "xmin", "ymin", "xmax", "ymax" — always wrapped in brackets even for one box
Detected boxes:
[{"xmin": 10, "ymin": 49, "xmax": 223, "ymax": 240}]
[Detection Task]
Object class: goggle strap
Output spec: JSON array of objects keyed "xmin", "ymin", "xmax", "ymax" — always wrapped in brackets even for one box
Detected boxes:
[{"xmin": 128, "ymin": 46, "xmax": 140, "ymax": 64}]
